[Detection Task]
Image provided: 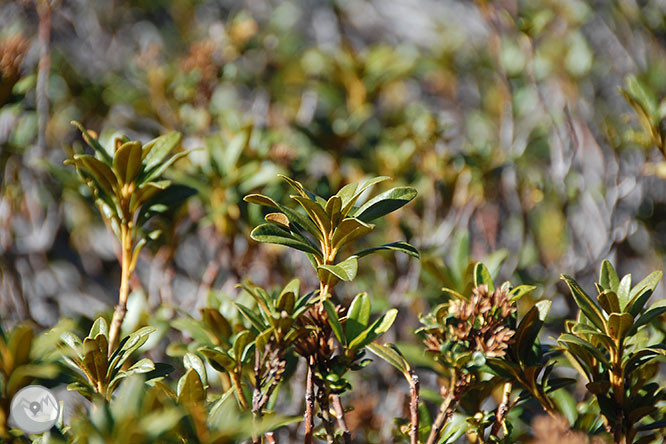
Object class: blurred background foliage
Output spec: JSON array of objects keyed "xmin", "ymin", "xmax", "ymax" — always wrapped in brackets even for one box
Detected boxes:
[{"xmin": 1, "ymin": 0, "xmax": 666, "ymax": 442}]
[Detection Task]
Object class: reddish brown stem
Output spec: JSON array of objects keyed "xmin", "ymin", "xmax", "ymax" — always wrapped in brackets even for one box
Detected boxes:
[
  {"xmin": 304, "ymin": 360, "xmax": 315, "ymax": 444},
  {"xmin": 490, "ymin": 381, "xmax": 512, "ymax": 437},
  {"xmin": 425, "ymin": 392, "xmax": 454, "ymax": 444},
  {"xmin": 409, "ymin": 372, "xmax": 420, "ymax": 444},
  {"xmin": 332, "ymin": 394, "xmax": 351, "ymax": 444}
]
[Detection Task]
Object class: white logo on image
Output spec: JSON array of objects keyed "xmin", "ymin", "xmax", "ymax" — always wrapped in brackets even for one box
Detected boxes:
[{"xmin": 10, "ymin": 385, "xmax": 60, "ymax": 434}]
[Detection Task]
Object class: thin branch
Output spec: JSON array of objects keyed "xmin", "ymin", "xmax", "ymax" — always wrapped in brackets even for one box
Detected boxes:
[
  {"xmin": 490, "ymin": 381, "xmax": 512, "ymax": 437},
  {"xmin": 35, "ymin": 0, "xmax": 52, "ymax": 158},
  {"xmin": 409, "ymin": 372, "xmax": 420, "ymax": 444},
  {"xmin": 304, "ymin": 360, "xmax": 315, "ymax": 444},
  {"xmin": 331, "ymin": 394, "xmax": 351, "ymax": 444}
]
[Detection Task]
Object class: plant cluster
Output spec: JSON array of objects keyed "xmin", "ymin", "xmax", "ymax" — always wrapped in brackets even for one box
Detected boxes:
[{"xmin": 2, "ymin": 1, "xmax": 666, "ymax": 444}]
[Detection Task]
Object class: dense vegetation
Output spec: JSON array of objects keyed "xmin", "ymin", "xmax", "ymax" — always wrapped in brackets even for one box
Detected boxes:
[{"xmin": 1, "ymin": 1, "xmax": 666, "ymax": 443}]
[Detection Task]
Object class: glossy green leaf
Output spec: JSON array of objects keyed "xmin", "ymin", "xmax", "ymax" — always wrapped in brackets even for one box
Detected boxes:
[
  {"xmin": 597, "ymin": 291, "xmax": 620, "ymax": 315},
  {"xmin": 626, "ymin": 306, "xmax": 666, "ymax": 336},
  {"xmin": 233, "ymin": 302, "xmax": 266, "ymax": 331},
  {"xmin": 184, "ymin": 352, "xmax": 207, "ymax": 387},
  {"xmin": 233, "ymin": 330, "xmax": 253, "ymax": 363},
  {"xmin": 200, "ymin": 308, "xmax": 232, "ymax": 342},
  {"xmin": 199, "ymin": 347, "xmax": 235, "ymax": 373},
  {"xmin": 141, "ymin": 149, "xmax": 194, "ymax": 184},
  {"xmin": 348, "ymin": 309, "xmax": 398, "ymax": 350},
  {"xmin": 339, "ymin": 176, "xmax": 391, "ymax": 216},
  {"xmin": 599, "ymin": 260, "xmax": 619, "ymax": 292},
  {"xmin": 354, "ymin": 241, "xmax": 419, "ymax": 259},
  {"xmin": 354, "ymin": 186, "xmax": 417, "ymax": 222},
  {"xmin": 509, "ymin": 285, "xmax": 536, "ymax": 302},
  {"xmin": 628, "ymin": 271, "xmax": 663, "ymax": 315},
  {"xmin": 89, "ymin": 317, "xmax": 108, "ymax": 340},
  {"xmin": 561, "ymin": 275, "xmax": 606, "ymax": 331},
  {"xmin": 617, "ymin": 274, "xmax": 632, "ymax": 311},
  {"xmin": 331, "ymin": 217, "xmax": 374, "ymax": 250},
  {"xmin": 250, "ymin": 223, "xmax": 322, "ymax": 257},
  {"xmin": 558, "ymin": 333, "xmax": 609, "ymax": 366},
  {"xmin": 292, "ymin": 195, "xmax": 331, "ymax": 234},
  {"xmin": 72, "ymin": 154, "xmax": 118, "ymax": 196},
  {"xmin": 126, "ymin": 358, "xmax": 155, "ymax": 375},
  {"xmin": 345, "ymin": 292, "xmax": 370, "ymax": 343},
  {"xmin": 325, "ymin": 195, "xmax": 342, "ymax": 221},
  {"xmin": 71, "ymin": 121, "xmax": 113, "ymax": 164},
  {"xmin": 318, "ymin": 256, "xmax": 358, "ymax": 282},
  {"xmin": 142, "ymin": 131, "xmax": 182, "ymax": 172},
  {"xmin": 113, "ymin": 141, "xmax": 142, "ymax": 184},
  {"xmin": 323, "ymin": 300, "xmax": 344, "ymax": 345},
  {"xmin": 473, "ymin": 262, "xmax": 494, "ymax": 292},
  {"xmin": 177, "ymin": 368, "xmax": 205, "ymax": 405},
  {"xmin": 607, "ymin": 312, "xmax": 633, "ymax": 340},
  {"xmin": 366, "ymin": 342, "xmax": 410, "ymax": 376}
]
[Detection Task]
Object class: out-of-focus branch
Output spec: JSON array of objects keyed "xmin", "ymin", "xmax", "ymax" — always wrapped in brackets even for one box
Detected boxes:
[{"xmin": 35, "ymin": 0, "xmax": 52, "ymax": 158}]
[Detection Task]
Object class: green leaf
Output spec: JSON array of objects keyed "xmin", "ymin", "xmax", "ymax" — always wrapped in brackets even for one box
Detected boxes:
[
  {"xmin": 199, "ymin": 347, "xmax": 235, "ymax": 373},
  {"xmin": 244, "ymin": 194, "xmax": 323, "ymax": 240},
  {"xmin": 345, "ymin": 292, "xmax": 371, "ymax": 343},
  {"xmin": 113, "ymin": 141, "xmax": 142, "ymax": 184},
  {"xmin": 626, "ymin": 306, "xmax": 666, "ymax": 336},
  {"xmin": 318, "ymin": 256, "xmax": 358, "ymax": 282},
  {"xmin": 72, "ymin": 154, "xmax": 118, "ymax": 196},
  {"xmin": 617, "ymin": 274, "xmax": 632, "ymax": 311},
  {"xmin": 508, "ymin": 285, "xmax": 536, "ymax": 302},
  {"xmin": 126, "ymin": 358, "xmax": 155, "ymax": 375},
  {"xmin": 339, "ymin": 176, "xmax": 390, "ymax": 216},
  {"xmin": 278, "ymin": 175, "xmax": 309, "ymax": 198},
  {"xmin": 233, "ymin": 302, "xmax": 267, "ymax": 331},
  {"xmin": 607, "ymin": 313, "xmax": 633, "ymax": 340},
  {"xmin": 137, "ymin": 185, "xmax": 196, "ymax": 225},
  {"xmin": 244, "ymin": 193, "xmax": 280, "ymax": 208},
  {"xmin": 331, "ymin": 218, "xmax": 374, "ymax": 250},
  {"xmin": 232, "ymin": 330, "xmax": 253, "ymax": 363},
  {"xmin": 628, "ymin": 271, "xmax": 663, "ymax": 315},
  {"xmin": 8, "ymin": 325, "xmax": 33, "ymax": 368},
  {"xmin": 561, "ymin": 275, "xmax": 607, "ymax": 331},
  {"xmin": 473, "ymin": 263, "xmax": 494, "ymax": 292},
  {"xmin": 599, "ymin": 260, "xmax": 619, "ymax": 292},
  {"xmin": 558, "ymin": 333, "xmax": 610, "ymax": 366},
  {"xmin": 60, "ymin": 331, "xmax": 83, "ymax": 359},
  {"xmin": 250, "ymin": 223, "xmax": 322, "ymax": 257},
  {"xmin": 597, "ymin": 291, "xmax": 620, "ymax": 315},
  {"xmin": 325, "ymin": 195, "xmax": 342, "ymax": 225},
  {"xmin": 89, "ymin": 317, "xmax": 108, "ymax": 340},
  {"xmin": 200, "ymin": 308, "xmax": 232, "ymax": 342},
  {"xmin": 354, "ymin": 241, "xmax": 419, "ymax": 259},
  {"xmin": 142, "ymin": 131, "xmax": 182, "ymax": 172},
  {"xmin": 184, "ymin": 352, "xmax": 208, "ymax": 387},
  {"xmin": 131, "ymin": 180, "xmax": 171, "ymax": 212},
  {"xmin": 348, "ymin": 309, "xmax": 398, "ymax": 350},
  {"xmin": 141, "ymin": 149, "xmax": 194, "ymax": 184},
  {"xmin": 354, "ymin": 186, "xmax": 417, "ymax": 222},
  {"xmin": 292, "ymin": 195, "xmax": 331, "ymax": 234},
  {"xmin": 71, "ymin": 121, "xmax": 113, "ymax": 164},
  {"xmin": 178, "ymin": 368, "xmax": 205, "ymax": 405},
  {"xmin": 366, "ymin": 342, "xmax": 410, "ymax": 376},
  {"xmin": 323, "ymin": 301, "xmax": 345, "ymax": 345},
  {"xmin": 276, "ymin": 287, "xmax": 295, "ymax": 313},
  {"xmin": 512, "ymin": 303, "xmax": 548, "ymax": 364}
]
